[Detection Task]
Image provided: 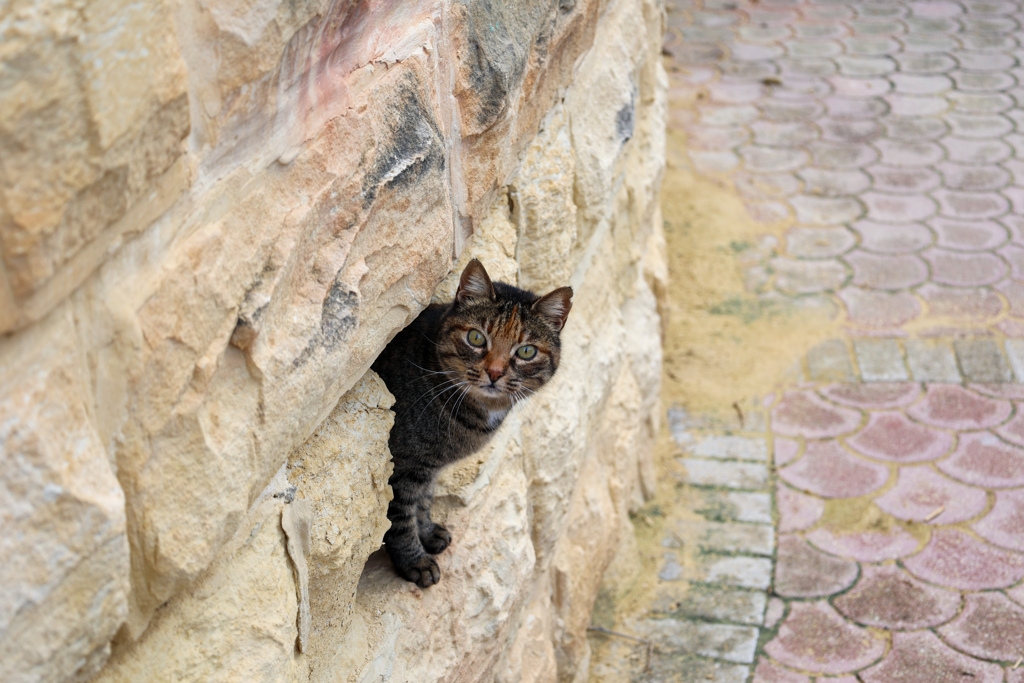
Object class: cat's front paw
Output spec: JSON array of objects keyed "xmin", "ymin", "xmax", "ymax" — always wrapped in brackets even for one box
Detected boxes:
[
  {"xmin": 421, "ymin": 525, "xmax": 452, "ymax": 554},
  {"xmin": 397, "ymin": 556, "xmax": 442, "ymax": 588}
]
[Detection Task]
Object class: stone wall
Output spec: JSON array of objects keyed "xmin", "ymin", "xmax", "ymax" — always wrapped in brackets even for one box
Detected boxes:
[{"xmin": 0, "ymin": 0, "xmax": 666, "ymax": 681}]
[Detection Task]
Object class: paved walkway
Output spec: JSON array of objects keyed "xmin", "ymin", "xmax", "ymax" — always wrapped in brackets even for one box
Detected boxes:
[{"xmin": 602, "ymin": 0, "xmax": 1024, "ymax": 681}]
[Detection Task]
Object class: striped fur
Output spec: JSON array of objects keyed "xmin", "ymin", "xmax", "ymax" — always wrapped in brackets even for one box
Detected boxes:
[{"xmin": 371, "ymin": 260, "xmax": 572, "ymax": 587}]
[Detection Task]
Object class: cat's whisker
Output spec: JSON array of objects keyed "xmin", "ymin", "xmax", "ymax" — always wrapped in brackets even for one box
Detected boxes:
[
  {"xmin": 410, "ymin": 376, "xmax": 465, "ymax": 408},
  {"xmin": 416, "ymin": 380, "xmax": 472, "ymax": 423}
]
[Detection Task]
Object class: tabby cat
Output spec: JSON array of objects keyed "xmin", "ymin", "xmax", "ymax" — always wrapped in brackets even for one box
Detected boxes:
[{"xmin": 372, "ymin": 259, "xmax": 572, "ymax": 587}]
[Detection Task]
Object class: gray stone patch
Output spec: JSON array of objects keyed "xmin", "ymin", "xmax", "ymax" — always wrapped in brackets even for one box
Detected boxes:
[
  {"xmin": 854, "ymin": 338, "xmax": 909, "ymax": 381},
  {"xmin": 955, "ymin": 339, "xmax": 1013, "ymax": 382},
  {"xmin": 905, "ymin": 339, "xmax": 961, "ymax": 382},
  {"xmin": 678, "ymin": 459, "xmax": 770, "ymax": 490},
  {"xmin": 807, "ymin": 338, "xmax": 856, "ymax": 381},
  {"xmin": 692, "ymin": 435, "xmax": 769, "ymax": 461}
]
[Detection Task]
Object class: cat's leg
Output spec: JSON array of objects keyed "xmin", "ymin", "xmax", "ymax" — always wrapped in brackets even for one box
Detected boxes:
[
  {"xmin": 384, "ymin": 468, "xmax": 442, "ymax": 587},
  {"xmin": 415, "ymin": 490, "xmax": 451, "ymax": 555}
]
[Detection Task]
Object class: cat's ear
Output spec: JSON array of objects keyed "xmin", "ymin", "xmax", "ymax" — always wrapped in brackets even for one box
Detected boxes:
[
  {"xmin": 532, "ymin": 287, "xmax": 573, "ymax": 331},
  {"xmin": 455, "ymin": 259, "xmax": 495, "ymax": 304}
]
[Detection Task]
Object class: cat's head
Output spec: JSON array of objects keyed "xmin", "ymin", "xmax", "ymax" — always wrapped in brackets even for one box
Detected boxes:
[{"xmin": 436, "ymin": 259, "xmax": 572, "ymax": 404}]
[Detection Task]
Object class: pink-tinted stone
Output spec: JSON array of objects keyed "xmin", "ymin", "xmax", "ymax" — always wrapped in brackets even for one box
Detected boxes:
[
  {"xmin": 1009, "ymin": 667, "xmax": 1024, "ymax": 683},
  {"xmin": 772, "ymin": 390, "xmax": 862, "ymax": 438},
  {"xmin": 774, "ymin": 437, "xmax": 800, "ymax": 466},
  {"xmin": 938, "ymin": 432, "xmax": 1024, "ymax": 488},
  {"xmin": 839, "ymin": 288, "xmax": 922, "ymax": 328},
  {"xmin": 753, "ymin": 657, "xmax": 809, "ymax": 683},
  {"xmin": 775, "ymin": 534, "xmax": 858, "ymax": 598},
  {"xmin": 935, "ymin": 162, "xmax": 1010, "ymax": 192},
  {"xmin": 971, "ymin": 384, "xmax": 1024, "ymax": 400},
  {"xmin": 996, "ymin": 279, "xmax": 1024, "ymax": 319},
  {"xmin": 996, "ymin": 409, "xmax": 1024, "ymax": 446},
  {"xmin": 862, "ymin": 192, "xmax": 937, "ymax": 223},
  {"xmin": 851, "ymin": 220, "xmax": 933, "ymax": 253},
  {"xmin": 820, "ymin": 382, "xmax": 920, "ymax": 409},
  {"xmin": 922, "ymin": 249, "xmax": 1009, "ymax": 287},
  {"xmin": 974, "ymin": 488, "xmax": 1024, "ymax": 552},
  {"xmin": 844, "ymin": 251, "xmax": 928, "ymax": 289},
  {"xmin": 930, "ymin": 218, "xmax": 1009, "ymax": 251},
  {"xmin": 873, "ymin": 139, "xmax": 945, "ymax": 166},
  {"xmin": 765, "ymin": 601, "xmax": 887, "ymax": 675},
  {"xmin": 765, "ymin": 597, "xmax": 786, "ymax": 629},
  {"xmin": 835, "ymin": 564, "xmax": 962, "ymax": 630},
  {"xmin": 904, "ymin": 529, "xmax": 1024, "ymax": 590},
  {"xmin": 779, "ymin": 440, "xmax": 890, "ymax": 498},
  {"xmin": 876, "ymin": 466, "xmax": 989, "ymax": 525},
  {"xmin": 860, "ymin": 631, "xmax": 1003, "ymax": 683},
  {"xmin": 917, "ymin": 283, "xmax": 1005, "ymax": 321},
  {"xmin": 806, "ymin": 524, "xmax": 920, "ymax": 562},
  {"xmin": 867, "ymin": 165, "xmax": 941, "ymax": 194},
  {"xmin": 847, "ymin": 411, "xmax": 953, "ymax": 463},
  {"xmin": 1008, "ymin": 583, "xmax": 1024, "ymax": 608},
  {"xmin": 1002, "ymin": 244, "xmax": 1024, "ymax": 280},
  {"xmin": 939, "ymin": 592, "xmax": 1024, "ymax": 662},
  {"xmin": 907, "ymin": 384, "xmax": 1012, "ymax": 430},
  {"xmin": 777, "ymin": 483, "xmax": 825, "ymax": 532}
]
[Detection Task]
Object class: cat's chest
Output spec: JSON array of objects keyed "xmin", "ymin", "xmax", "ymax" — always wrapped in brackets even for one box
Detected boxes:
[{"xmin": 486, "ymin": 407, "xmax": 510, "ymax": 430}]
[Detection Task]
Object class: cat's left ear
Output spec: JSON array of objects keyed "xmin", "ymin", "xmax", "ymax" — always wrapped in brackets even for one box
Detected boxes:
[
  {"xmin": 532, "ymin": 287, "xmax": 573, "ymax": 331},
  {"xmin": 455, "ymin": 258, "xmax": 495, "ymax": 304}
]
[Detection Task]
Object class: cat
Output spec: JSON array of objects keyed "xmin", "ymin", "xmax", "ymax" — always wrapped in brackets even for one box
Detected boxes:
[{"xmin": 371, "ymin": 259, "xmax": 572, "ymax": 587}]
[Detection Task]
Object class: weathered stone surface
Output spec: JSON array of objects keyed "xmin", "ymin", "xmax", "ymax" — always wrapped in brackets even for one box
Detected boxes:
[{"xmin": 1, "ymin": 0, "xmax": 667, "ymax": 681}]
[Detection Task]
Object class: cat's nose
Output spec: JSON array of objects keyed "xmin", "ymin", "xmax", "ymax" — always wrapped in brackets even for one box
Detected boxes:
[{"xmin": 486, "ymin": 366, "xmax": 505, "ymax": 382}]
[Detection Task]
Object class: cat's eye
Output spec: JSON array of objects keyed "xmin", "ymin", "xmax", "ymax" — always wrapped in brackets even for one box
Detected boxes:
[
  {"xmin": 516, "ymin": 345, "xmax": 537, "ymax": 360},
  {"xmin": 467, "ymin": 329, "xmax": 486, "ymax": 347}
]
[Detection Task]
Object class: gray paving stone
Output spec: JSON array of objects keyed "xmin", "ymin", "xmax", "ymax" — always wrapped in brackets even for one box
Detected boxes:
[
  {"xmin": 691, "ymin": 490, "xmax": 773, "ymax": 525},
  {"xmin": 676, "ymin": 519, "xmax": 775, "ymax": 557},
  {"xmin": 678, "ymin": 459, "xmax": 769, "ymax": 490},
  {"xmin": 854, "ymin": 338, "xmax": 909, "ymax": 381},
  {"xmin": 954, "ymin": 338, "xmax": 1013, "ymax": 382},
  {"xmin": 1005, "ymin": 339, "xmax": 1024, "ymax": 382},
  {"xmin": 692, "ymin": 436, "xmax": 769, "ymax": 462},
  {"xmin": 806, "ymin": 338, "xmax": 856, "ymax": 381},
  {"xmin": 639, "ymin": 619, "xmax": 760, "ymax": 664},
  {"xmin": 905, "ymin": 339, "xmax": 961, "ymax": 382},
  {"xmin": 655, "ymin": 584, "xmax": 768, "ymax": 626},
  {"xmin": 693, "ymin": 554, "xmax": 774, "ymax": 590}
]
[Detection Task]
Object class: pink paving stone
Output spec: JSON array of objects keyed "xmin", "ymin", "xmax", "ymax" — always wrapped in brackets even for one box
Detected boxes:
[
  {"xmin": 866, "ymin": 165, "xmax": 942, "ymax": 194},
  {"xmin": 885, "ymin": 94, "xmax": 949, "ymax": 117},
  {"xmin": 904, "ymin": 529, "xmax": 1024, "ymax": 590},
  {"xmin": 936, "ymin": 161, "xmax": 1011, "ymax": 191},
  {"xmin": 834, "ymin": 564, "xmax": 962, "ymax": 630},
  {"xmin": 772, "ymin": 390, "xmax": 862, "ymax": 438},
  {"xmin": 873, "ymin": 138, "xmax": 945, "ymax": 166},
  {"xmin": 1011, "ymin": 669, "xmax": 1024, "ymax": 683},
  {"xmin": 775, "ymin": 534, "xmax": 859, "ymax": 598},
  {"xmin": 774, "ymin": 437, "xmax": 801, "ymax": 466},
  {"xmin": 910, "ymin": 1, "xmax": 963, "ymax": 18},
  {"xmin": 830, "ymin": 76, "xmax": 891, "ymax": 97},
  {"xmin": 839, "ymin": 288, "xmax": 922, "ymax": 328},
  {"xmin": 852, "ymin": 221, "xmax": 934, "ymax": 254},
  {"xmin": 734, "ymin": 172, "xmax": 802, "ymax": 199},
  {"xmin": 765, "ymin": 597, "xmax": 785, "ymax": 629},
  {"xmin": 939, "ymin": 592, "xmax": 1024, "ymax": 662},
  {"xmin": 810, "ymin": 141, "xmax": 879, "ymax": 168},
  {"xmin": 917, "ymin": 283, "xmax": 1005, "ymax": 321},
  {"xmin": 777, "ymin": 483, "xmax": 825, "ymax": 533},
  {"xmin": 997, "ymin": 407, "xmax": 1024, "ymax": 446},
  {"xmin": 824, "ymin": 95, "xmax": 888, "ymax": 119},
  {"xmin": 707, "ymin": 81, "xmax": 766, "ymax": 105},
  {"xmin": 789, "ymin": 195, "xmax": 863, "ymax": 225},
  {"xmin": 771, "ymin": 258, "xmax": 848, "ymax": 293},
  {"xmin": 938, "ymin": 432, "xmax": 1024, "ymax": 488},
  {"xmin": 819, "ymin": 117, "xmax": 883, "ymax": 143},
  {"xmin": 932, "ymin": 189, "xmax": 1010, "ymax": 220},
  {"xmin": 847, "ymin": 411, "xmax": 953, "ymax": 463},
  {"xmin": 907, "ymin": 385, "xmax": 1012, "ymax": 430},
  {"xmin": 971, "ymin": 384, "xmax": 1024, "ymax": 400},
  {"xmin": 732, "ymin": 41, "xmax": 785, "ymax": 62},
  {"xmin": 844, "ymin": 251, "xmax": 928, "ymax": 289},
  {"xmin": 753, "ymin": 657, "xmax": 809, "ymax": 683},
  {"xmin": 930, "ymin": 217, "xmax": 1009, "ymax": 251},
  {"xmin": 956, "ymin": 52, "xmax": 1018, "ymax": 72},
  {"xmin": 785, "ymin": 226, "xmax": 857, "ymax": 258},
  {"xmin": 860, "ymin": 631, "xmax": 1003, "ymax": 683},
  {"xmin": 1008, "ymin": 583, "xmax": 1024, "ymax": 608},
  {"xmin": 1002, "ymin": 244, "xmax": 1024, "ymax": 280},
  {"xmin": 779, "ymin": 440, "xmax": 889, "ymax": 498},
  {"xmin": 889, "ymin": 72, "xmax": 953, "ymax": 95},
  {"xmin": 996, "ymin": 279, "xmax": 1024, "ymax": 318},
  {"xmin": 974, "ymin": 488, "xmax": 1024, "ymax": 552},
  {"xmin": 740, "ymin": 145, "xmax": 810, "ymax": 173},
  {"xmin": 746, "ymin": 201, "xmax": 791, "ymax": 224},
  {"xmin": 997, "ymin": 319, "xmax": 1024, "ymax": 337},
  {"xmin": 875, "ymin": 466, "xmax": 989, "ymax": 525},
  {"xmin": 799, "ymin": 167, "xmax": 872, "ymax": 196},
  {"xmin": 820, "ymin": 382, "xmax": 920, "ymax": 409},
  {"xmin": 861, "ymin": 193, "xmax": 937, "ymax": 223},
  {"xmin": 922, "ymin": 249, "xmax": 1009, "ymax": 287},
  {"xmin": 684, "ymin": 125, "xmax": 752, "ymax": 151},
  {"xmin": 765, "ymin": 601, "xmax": 887, "ymax": 675},
  {"xmin": 946, "ymin": 113, "xmax": 1015, "ymax": 138},
  {"xmin": 941, "ymin": 137, "xmax": 1013, "ymax": 164},
  {"xmin": 806, "ymin": 524, "xmax": 921, "ymax": 563}
]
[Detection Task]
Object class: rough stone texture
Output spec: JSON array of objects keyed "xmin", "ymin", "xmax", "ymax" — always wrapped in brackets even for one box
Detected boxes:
[{"xmin": 1, "ymin": 0, "xmax": 668, "ymax": 681}]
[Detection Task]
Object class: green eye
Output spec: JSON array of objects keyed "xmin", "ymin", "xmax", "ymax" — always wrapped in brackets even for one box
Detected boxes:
[
  {"xmin": 467, "ymin": 329, "xmax": 486, "ymax": 347},
  {"xmin": 516, "ymin": 345, "xmax": 537, "ymax": 360}
]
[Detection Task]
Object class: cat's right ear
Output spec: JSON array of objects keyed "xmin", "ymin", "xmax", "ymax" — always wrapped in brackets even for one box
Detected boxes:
[{"xmin": 455, "ymin": 259, "xmax": 495, "ymax": 304}]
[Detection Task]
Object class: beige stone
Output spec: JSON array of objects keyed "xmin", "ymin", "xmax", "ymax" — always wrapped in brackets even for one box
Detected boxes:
[{"xmin": 0, "ymin": 305, "xmax": 130, "ymax": 683}]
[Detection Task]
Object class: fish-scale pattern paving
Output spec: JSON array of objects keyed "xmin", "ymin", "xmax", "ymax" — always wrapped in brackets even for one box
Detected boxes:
[{"xmin": 666, "ymin": 0, "xmax": 1024, "ymax": 338}]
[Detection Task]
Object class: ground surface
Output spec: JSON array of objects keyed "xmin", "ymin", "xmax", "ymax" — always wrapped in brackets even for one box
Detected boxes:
[{"xmin": 590, "ymin": 1, "xmax": 1024, "ymax": 681}]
